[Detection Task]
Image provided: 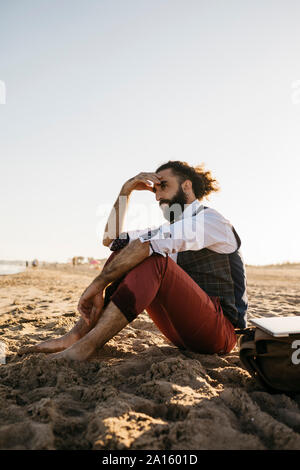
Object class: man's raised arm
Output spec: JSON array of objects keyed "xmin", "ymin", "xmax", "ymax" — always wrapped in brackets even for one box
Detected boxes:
[
  {"xmin": 102, "ymin": 172, "xmax": 162, "ymax": 247},
  {"xmin": 102, "ymin": 185, "xmax": 131, "ymax": 247}
]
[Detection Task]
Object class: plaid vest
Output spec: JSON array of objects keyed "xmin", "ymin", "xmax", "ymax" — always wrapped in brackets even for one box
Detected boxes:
[{"xmin": 176, "ymin": 207, "xmax": 248, "ymax": 328}]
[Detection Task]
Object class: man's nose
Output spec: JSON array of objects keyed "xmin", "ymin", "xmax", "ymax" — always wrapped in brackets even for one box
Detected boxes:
[
  {"xmin": 155, "ymin": 191, "xmax": 161, "ymax": 202},
  {"xmin": 154, "ymin": 185, "xmax": 161, "ymax": 201}
]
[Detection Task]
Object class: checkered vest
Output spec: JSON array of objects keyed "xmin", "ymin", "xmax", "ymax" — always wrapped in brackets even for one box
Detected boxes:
[{"xmin": 176, "ymin": 207, "xmax": 248, "ymax": 328}]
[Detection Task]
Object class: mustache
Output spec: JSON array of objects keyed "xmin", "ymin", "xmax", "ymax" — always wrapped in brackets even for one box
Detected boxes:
[{"xmin": 159, "ymin": 200, "xmax": 170, "ymax": 206}]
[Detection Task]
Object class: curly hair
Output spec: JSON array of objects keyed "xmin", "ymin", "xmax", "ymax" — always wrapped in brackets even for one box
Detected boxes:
[{"xmin": 155, "ymin": 160, "xmax": 220, "ymax": 200}]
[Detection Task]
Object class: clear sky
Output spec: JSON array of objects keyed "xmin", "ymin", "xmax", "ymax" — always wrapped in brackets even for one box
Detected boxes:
[{"xmin": 1, "ymin": 0, "xmax": 299, "ymax": 265}]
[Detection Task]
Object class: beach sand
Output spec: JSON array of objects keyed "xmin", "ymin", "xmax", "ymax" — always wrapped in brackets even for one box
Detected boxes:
[{"xmin": 0, "ymin": 263, "xmax": 300, "ymax": 450}]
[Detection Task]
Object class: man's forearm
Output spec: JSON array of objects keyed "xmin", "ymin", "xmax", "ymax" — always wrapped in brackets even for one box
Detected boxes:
[
  {"xmin": 95, "ymin": 239, "xmax": 151, "ymax": 289},
  {"xmin": 103, "ymin": 186, "xmax": 131, "ymax": 246}
]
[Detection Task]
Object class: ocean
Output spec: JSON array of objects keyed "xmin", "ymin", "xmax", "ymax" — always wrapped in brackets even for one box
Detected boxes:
[{"xmin": 0, "ymin": 264, "xmax": 26, "ymax": 275}]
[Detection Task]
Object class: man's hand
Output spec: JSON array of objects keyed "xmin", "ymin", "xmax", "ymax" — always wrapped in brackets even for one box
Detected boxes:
[
  {"xmin": 79, "ymin": 239, "xmax": 151, "ymax": 327},
  {"xmin": 103, "ymin": 172, "xmax": 162, "ymax": 248},
  {"xmin": 77, "ymin": 280, "xmax": 106, "ymax": 326},
  {"xmin": 122, "ymin": 172, "xmax": 163, "ymax": 194}
]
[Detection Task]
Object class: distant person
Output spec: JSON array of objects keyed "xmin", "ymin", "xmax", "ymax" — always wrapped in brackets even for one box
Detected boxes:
[
  {"xmin": 19, "ymin": 161, "xmax": 248, "ymax": 361},
  {"xmin": 32, "ymin": 259, "xmax": 38, "ymax": 268}
]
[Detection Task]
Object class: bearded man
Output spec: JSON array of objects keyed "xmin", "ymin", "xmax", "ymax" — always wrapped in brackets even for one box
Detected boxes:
[{"xmin": 19, "ymin": 161, "xmax": 248, "ymax": 361}]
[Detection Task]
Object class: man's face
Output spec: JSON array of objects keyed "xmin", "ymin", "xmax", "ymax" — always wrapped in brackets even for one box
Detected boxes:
[{"xmin": 153, "ymin": 168, "xmax": 188, "ymax": 222}]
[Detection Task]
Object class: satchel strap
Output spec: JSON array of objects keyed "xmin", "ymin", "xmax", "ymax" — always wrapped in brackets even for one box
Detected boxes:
[
  {"xmin": 238, "ymin": 333, "xmax": 258, "ymax": 377},
  {"xmin": 235, "ymin": 327, "xmax": 254, "ymax": 336}
]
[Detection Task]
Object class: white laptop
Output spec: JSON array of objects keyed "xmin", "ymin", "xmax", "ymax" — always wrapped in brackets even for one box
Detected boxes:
[{"xmin": 250, "ymin": 316, "xmax": 300, "ymax": 337}]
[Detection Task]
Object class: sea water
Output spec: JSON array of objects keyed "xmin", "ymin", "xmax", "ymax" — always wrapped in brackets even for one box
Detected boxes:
[{"xmin": 0, "ymin": 265, "xmax": 26, "ymax": 275}]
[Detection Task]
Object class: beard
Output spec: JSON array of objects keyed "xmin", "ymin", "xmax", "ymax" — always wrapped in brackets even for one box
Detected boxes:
[{"xmin": 159, "ymin": 186, "xmax": 189, "ymax": 223}]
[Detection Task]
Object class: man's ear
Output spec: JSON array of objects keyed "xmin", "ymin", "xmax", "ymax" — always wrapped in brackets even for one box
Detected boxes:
[{"xmin": 182, "ymin": 179, "xmax": 192, "ymax": 192}]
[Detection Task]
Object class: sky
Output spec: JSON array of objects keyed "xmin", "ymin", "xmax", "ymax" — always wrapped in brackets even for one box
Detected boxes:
[{"xmin": 0, "ymin": 0, "xmax": 300, "ymax": 265}]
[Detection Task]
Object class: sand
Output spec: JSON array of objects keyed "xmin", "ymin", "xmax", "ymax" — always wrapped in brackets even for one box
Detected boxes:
[{"xmin": 0, "ymin": 263, "xmax": 300, "ymax": 450}]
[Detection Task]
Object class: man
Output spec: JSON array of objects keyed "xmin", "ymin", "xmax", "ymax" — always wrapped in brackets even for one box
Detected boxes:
[{"xmin": 19, "ymin": 161, "xmax": 248, "ymax": 361}]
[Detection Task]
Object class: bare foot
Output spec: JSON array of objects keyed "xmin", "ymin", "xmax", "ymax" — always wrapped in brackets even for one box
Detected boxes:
[
  {"xmin": 17, "ymin": 316, "xmax": 97, "ymax": 356},
  {"xmin": 18, "ymin": 331, "xmax": 80, "ymax": 355},
  {"xmin": 46, "ymin": 336, "xmax": 96, "ymax": 362}
]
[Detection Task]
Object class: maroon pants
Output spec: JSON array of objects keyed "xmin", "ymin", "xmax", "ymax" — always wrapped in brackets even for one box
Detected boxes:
[{"xmin": 103, "ymin": 250, "xmax": 237, "ymax": 354}]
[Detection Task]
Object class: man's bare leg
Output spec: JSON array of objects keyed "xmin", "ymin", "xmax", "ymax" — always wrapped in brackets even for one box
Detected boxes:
[
  {"xmin": 48, "ymin": 301, "xmax": 128, "ymax": 361},
  {"xmin": 17, "ymin": 317, "xmax": 95, "ymax": 355},
  {"xmin": 18, "ymin": 253, "xmax": 120, "ymax": 356}
]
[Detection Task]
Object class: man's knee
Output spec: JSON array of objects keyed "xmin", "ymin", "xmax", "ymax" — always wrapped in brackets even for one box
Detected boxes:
[{"xmin": 137, "ymin": 252, "xmax": 166, "ymax": 272}]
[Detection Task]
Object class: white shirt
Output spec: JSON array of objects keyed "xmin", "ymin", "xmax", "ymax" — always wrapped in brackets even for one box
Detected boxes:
[{"xmin": 118, "ymin": 199, "xmax": 238, "ymax": 262}]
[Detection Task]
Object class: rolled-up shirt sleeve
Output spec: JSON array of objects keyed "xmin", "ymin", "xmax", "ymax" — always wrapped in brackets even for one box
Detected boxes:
[
  {"xmin": 126, "ymin": 228, "xmax": 158, "ymax": 256},
  {"xmin": 128, "ymin": 214, "xmax": 206, "ymax": 257}
]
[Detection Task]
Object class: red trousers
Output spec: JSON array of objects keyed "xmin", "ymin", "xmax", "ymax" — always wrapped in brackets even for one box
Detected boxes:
[{"xmin": 103, "ymin": 251, "xmax": 237, "ymax": 354}]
